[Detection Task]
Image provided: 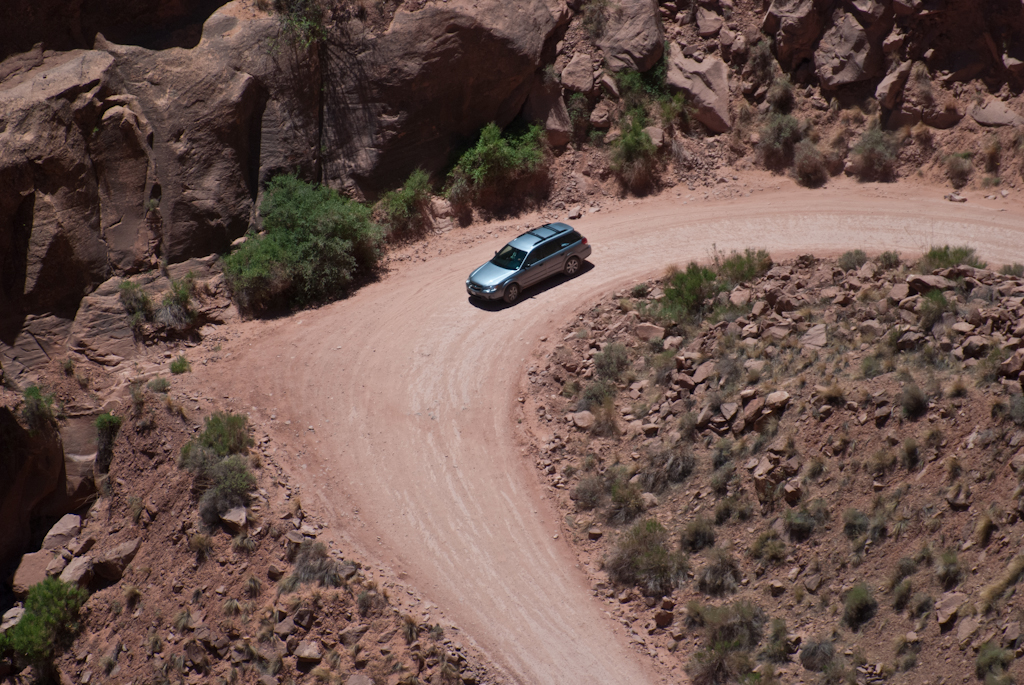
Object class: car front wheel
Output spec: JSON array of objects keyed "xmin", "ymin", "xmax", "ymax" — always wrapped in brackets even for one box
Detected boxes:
[
  {"xmin": 564, "ymin": 256, "xmax": 581, "ymax": 276},
  {"xmin": 503, "ymin": 283, "xmax": 521, "ymax": 304}
]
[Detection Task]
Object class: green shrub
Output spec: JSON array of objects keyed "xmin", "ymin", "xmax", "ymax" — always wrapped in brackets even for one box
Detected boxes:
[
  {"xmin": 610, "ymin": 111, "xmax": 658, "ymax": 193},
  {"xmin": 935, "ymin": 548, "xmax": 963, "ymax": 589},
  {"xmin": 661, "ymin": 262, "xmax": 721, "ymax": 322},
  {"xmin": 693, "ymin": 601, "xmax": 767, "ymax": 652},
  {"xmin": 766, "ymin": 75, "xmax": 795, "ymax": 113},
  {"xmin": 843, "ymin": 509, "xmax": 869, "ymax": 539},
  {"xmin": 851, "ymin": 125, "xmax": 897, "ymax": 181},
  {"xmin": 608, "ymin": 476, "xmax": 644, "ymax": 524},
  {"xmin": 784, "ymin": 507, "xmax": 817, "ymax": 541},
  {"xmin": 843, "ymin": 583, "xmax": 877, "ymax": 629},
  {"xmin": 645, "ymin": 445, "xmax": 695, "ymax": 489},
  {"xmin": 95, "ymin": 413, "xmax": 123, "ymax": 473},
  {"xmin": 919, "ymin": 289, "xmax": 956, "ymax": 330},
  {"xmin": 148, "ymin": 377, "xmax": 171, "ymax": 393},
  {"xmin": 576, "ymin": 380, "xmax": 615, "ymax": 411},
  {"xmin": 747, "ymin": 40, "xmax": 776, "ymax": 86},
  {"xmin": 170, "ymin": 355, "xmax": 191, "ymax": 374},
  {"xmin": 273, "ymin": 0, "xmax": 325, "ymax": 49},
  {"xmin": 180, "ymin": 413, "xmax": 256, "ymax": 526},
  {"xmin": 713, "ymin": 248, "xmax": 773, "ymax": 287},
  {"xmin": 759, "ymin": 112, "xmax": 803, "ymax": 169},
  {"xmin": 892, "ymin": 578, "xmax": 913, "ymax": 610},
  {"xmin": 606, "ymin": 519, "xmax": 688, "ymax": 596},
  {"xmin": 838, "ymin": 250, "xmax": 868, "ymax": 271},
  {"xmin": 291, "ymin": 541, "xmax": 345, "ymax": 588},
  {"xmin": 761, "ymin": 618, "xmax": 792, "ymax": 664},
  {"xmin": 945, "ymin": 152, "xmax": 973, "ymax": 188},
  {"xmin": 377, "ymin": 168, "xmax": 432, "ymax": 237},
  {"xmin": 594, "ymin": 343, "xmax": 630, "ymax": 381},
  {"xmin": 190, "ymin": 412, "xmax": 253, "ymax": 457},
  {"xmin": 976, "ymin": 642, "xmax": 1014, "ymax": 679},
  {"xmin": 1000, "ymin": 263, "xmax": 1024, "ymax": 277},
  {"xmin": 21, "ymin": 385, "xmax": 55, "ymax": 432},
  {"xmin": 155, "ymin": 274, "xmax": 196, "ymax": 330},
  {"xmin": 446, "ymin": 122, "xmax": 546, "ymax": 205},
  {"xmin": 792, "ymin": 140, "xmax": 828, "ymax": 187},
  {"xmin": 572, "ymin": 475, "xmax": 604, "ymax": 510},
  {"xmin": 750, "ymin": 529, "xmax": 786, "ymax": 564},
  {"xmin": 0, "ymin": 577, "xmax": 88, "ymax": 669},
  {"xmin": 567, "ymin": 92, "xmax": 591, "ymax": 141},
  {"xmin": 223, "ymin": 174, "xmax": 384, "ymax": 314},
  {"xmin": 118, "ymin": 281, "xmax": 152, "ymax": 321},
  {"xmin": 197, "ymin": 455, "xmax": 256, "ymax": 526},
  {"xmin": 682, "ymin": 517, "xmax": 716, "ymax": 552},
  {"xmin": 799, "ymin": 637, "xmax": 835, "ymax": 672},
  {"xmin": 879, "ymin": 251, "xmax": 901, "ymax": 270},
  {"xmin": 697, "ymin": 548, "xmax": 740, "ymax": 596},
  {"xmin": 918, "ymin": 245, "xmax": 987, "ymax": 271}
]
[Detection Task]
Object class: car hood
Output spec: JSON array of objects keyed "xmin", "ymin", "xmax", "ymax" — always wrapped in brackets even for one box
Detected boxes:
[{"xmin": 469, "ymin": 261, "xmax": 514, "ymax": 287}]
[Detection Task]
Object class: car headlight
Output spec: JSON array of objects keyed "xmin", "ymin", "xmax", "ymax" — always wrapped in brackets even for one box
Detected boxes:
[{"xmin": 482, "ymin": 285, "xmax": 497, "ymax": 293}]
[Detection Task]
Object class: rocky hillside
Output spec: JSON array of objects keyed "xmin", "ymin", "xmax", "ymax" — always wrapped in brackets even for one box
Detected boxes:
[
  {"xmin": 520, "ymin": 248, "xmax": 1024, "ymax": 683},
  {"xmin": 1, "ymin": 347, "xmax": 496, "ymax": 684}
]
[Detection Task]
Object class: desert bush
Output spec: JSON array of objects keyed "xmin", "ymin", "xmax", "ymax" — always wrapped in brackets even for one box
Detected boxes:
[
  {"xmin": 792, "ymin": 140, "xmax": 828, "ymax": 187},
  {"xmin": 843, "ymin": 508, "xmax": 869, "ymax": 539},
  {"xmin": 197, "ymin": 456, "xmax": 256, "ymax": 526},
  {"xmin": 292, "ymin": 541, "xmax": 345, "ymax": 588},
  {"xmin": 945, "ymin": 152, "xmax": 973, "ymax": 188},
  {"xmin": 95, "ymin": 413, "xmax": 122, "ymax": 473},
  {"xmin": 766, "ymin": 75, "xmax": 795, "ymax": 113},
  {"xmin": 581, "ymin": 0, "xmax": 609, "ymax": 38},
  {"xmin": 155, "ymin": 275, "xmax": 196, "ymax": 330},
  {"xmin": 843, "ymin": 583, "xmax": 877, "ymax": 629},
  {"xmin": 747, "ymin": 40, "xmax": 776, "ymax": 86},
  {"xmin": 447, "ymin": 122, "xmax": 546, "ymax": 205},
  {"xmin": 377, "ymin": 168, "xmax": 432, "ymax": 237},
  {"xmin": 273, "ymin": 0, "xmax": 326, "ymax": 49},
  {"xmin": 901, "ymin": 383, "xmax": 928, "ymax": 419},
  {"xmin": 838, "ymin": 250, "xmax": 867, "ymax": 271},
  {"xmin": 697, "ymin": 548, "xmax": 740, "ymax": 596},
  {"xmin": 645, "ymin": 445, "xmax": 695, "ymax": 489},
  {"xmin": 572, "ymin": 475, "xmax": 603, "ymax": 510},
  {"xmin": 851, "ymin": 125, "xmax": 896, "ymax": 181},
  {"xmin": 189, "ymin": 533, "xmax": 213, "ymax": 563},
  {"xmin": 784, "ymin": 506, "xmax": 819, "ymax": 541},
  {"xmin": 918, "ymin": 245, "xmax": 986, "ymax": 271},
  {"xmin": 594, "ymin": 343, "xmax": 630, "ymax": 381},
  {"xmin": 759, "ymin": 112, "xmax": 803, "ymax": 169},
  {"xmin": 119, "ymin": 281, "xmax": 152, "ymax": 331},
  {"xmin": 712, "ymin": 248, "xmax": 773, "ymax": 286},
  {"xmin": 610, "ymin": 111, "xmax": 658, "ymax": 194},
  {"xmin": 935, "ymin": 548, "xmax": 963, "ymax": 589},
  {"xmin": 892, "ymin": 578, "xmax": 912, "ymax": 610},
  {"xmin": 661, "ymin": 262, "xmax": 721, "ymax": 322},
  {"xmin": 750, "ymin": 529, "xmax": 786, "ymax": 563},
  {"xmin": 761, "ymin": 618, "xmax": 792, "ymax": 664},
  {"xmin": 575, "ymin": 380, "xmax": 614, "ymax": 411},
  {"xmin": 0, "ymin": 577, "xmax": 88, "ymax": 671},
  {"xmin": 879, "ymin": 250, "xmax": 901, "ymax": 270},
  {"xmin": 976, "ymin": 642, "xmax": 1014, "ymax": 680},
  {"xmin": 223, "ymin": 174, "xmax": 384, "ymax": 314},
  {"xmin": 980, "ymin": 554, "xmax": 1024, "ymax": 610},
  {"xmin": 606, "ymin": 519, "xmax": 688, "ymax": 596},
  {"xmin": 21, "ymin": 385, "xmax": 56, "ymax": 433},
  {"xmin": 919, "ymin": 290, "xmax": 956, "ymax": 330},
  {"xmin": 799, "ymin": 637, "xmax": 835, "ymax": 672},
  {"xmin": 1000, "ymin": 263, "xmax": 1024, "ymax": 277},
  {"xmin": 682, "ymin": 517, "xmax": 716, "ymax": 552},
  {"xmin": 189, "ymin": 412, "xmax": 253, "ymax": 457},
  {"xmin": 888, "ymin": 557, "xmax": 918, "ymax": 591},
  {"xmin": 608, "ymin": 476, "xmax": 644, "ymax": 524},
  {"xmin": 170, "ymin": 355, "xmax": 191, "ymax": 374},
  {"xmin": 909, "ymin": 592, "xmax": 933, "ymax": 618},
  {"xmin": 148, "ymin": 377, "xmax": 171, "ymax": 393}
]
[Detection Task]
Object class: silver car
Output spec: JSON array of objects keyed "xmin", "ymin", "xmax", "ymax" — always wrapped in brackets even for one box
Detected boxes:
[{"xmin": 466, "ymin": 223, "xmax": 592, "ymax": 304}]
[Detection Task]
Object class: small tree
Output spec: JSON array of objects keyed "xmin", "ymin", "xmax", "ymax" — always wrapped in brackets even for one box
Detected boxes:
[{"xmin": 0, "ymin": 577, "xmax": 88, "ymax": 674}]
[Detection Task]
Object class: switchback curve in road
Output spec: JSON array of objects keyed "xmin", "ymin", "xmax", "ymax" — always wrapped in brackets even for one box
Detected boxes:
[{"xmin": 212, "ymin": 187, "xmax": 1024, "ymax": 685}]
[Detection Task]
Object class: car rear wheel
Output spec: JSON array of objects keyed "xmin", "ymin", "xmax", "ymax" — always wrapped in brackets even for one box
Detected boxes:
[
  {"xmin": 503, "ymin": 283, "xmax": 521, "ymax": 304},
  {"xmin": 564, "ymin": 256, "xmax": 581, "ymax": 276}
]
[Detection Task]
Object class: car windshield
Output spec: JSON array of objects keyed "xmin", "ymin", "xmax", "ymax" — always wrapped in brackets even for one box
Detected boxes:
[{"xmin": 491, "ymin": 244, "xmax": 527, "ymax": 270}]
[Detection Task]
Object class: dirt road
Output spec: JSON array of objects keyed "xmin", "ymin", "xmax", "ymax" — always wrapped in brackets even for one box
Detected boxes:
[{"xmin": 213, "ymin": 183, "xmax": 1024, "ymax": 684}]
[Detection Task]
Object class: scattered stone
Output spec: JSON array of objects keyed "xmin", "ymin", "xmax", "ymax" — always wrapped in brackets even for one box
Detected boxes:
[
  {"xmin": 907, "ymin": 274, "xmax": 956, "ymax": 294},
  {"xmin": 294, "ymin": 640, "xmax": 323, "ymax": 663},
  {"xmin": 220, "ymin": 507, "xmax": 248, "ymax": 533},
  {"xmin": 41, "ymin": 514, "xmax": 81, "ymax": 550},
  {"xmin": 800, "ymin": 324, "xmax": 827, "ymax": 349},
  {"xmin": 561, "ymin": 52, "xmax": 595, "ymax": 93},
  {"xmin": 572, "ymin": 411, "xmax": 596, "ymax": 430},
  {"xmin": 635, "ymin": 322, "xmax": 665, "ymax": 341},
  {"xmin": 587, "ymin": 527, "xmax": 603, "ymax": 540},
  {"xmin": 59, "ymin": 556, "xmax": 94, "ymax": 587},
  {"xmin": 936, "ymin": 592, "xmax": 967, "ymax": 625},
  {"xmin": 93, "ymin": 538, "xmax": 142, "ymax": 581}
]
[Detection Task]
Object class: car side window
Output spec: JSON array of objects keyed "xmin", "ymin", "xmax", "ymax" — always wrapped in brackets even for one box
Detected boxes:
[
  {"xmin": 559, "ymin": 231, "xmax": 581, "ymax": 250},
  {"xmin": 525, "ymin": 241, "xmax": 559, "ymax": 266}
]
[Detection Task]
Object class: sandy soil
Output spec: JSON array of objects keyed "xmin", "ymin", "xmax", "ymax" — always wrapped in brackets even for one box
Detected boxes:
[{"xmin": 198, "ymin": 179, "xmax": 1024, "ymax": 685}]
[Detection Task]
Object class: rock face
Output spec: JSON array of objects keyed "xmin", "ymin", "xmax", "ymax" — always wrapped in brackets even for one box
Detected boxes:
[
  {"xmin": 666, "ymin": 45, "xmax": 731, "ymax": 133},
  {"xmin": 0, "ymin": 408, "xmax": 66, "ymax": 571},
  {"xmin": 875, "ymin": 60, "xmax": 912, "ymax": 109},
  {"xmin": 815, "ymin": 10, "xmax": 884, "ymax": 88},
  {"xmin": 598, "ymin": 0, "xmax": 664, "ymax": 73},
  {"xmin": 762, "ymin": 0, "xmax": 826, "ymax": 70}
]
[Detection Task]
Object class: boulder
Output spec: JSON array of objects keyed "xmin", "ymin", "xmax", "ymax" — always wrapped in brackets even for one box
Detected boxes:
[
  {"xmin": 59, "ymin": 555, "xmax": 94, "ymax": 587},
  {"xmin": 922, "ymin": 100, "xmax": 963, "ymax": 129},
  {"xmin": 696, "ymin": 7, "xmax": 724, "ymax": 37},
  {"xmin": 45, "ymin": 554, "xmax": 68, "ymax": 577},
  {"xmin": 599, "ymin": 0, "xmax": 664, "ymax": 73},
  {"xmin": 765, "ymin": 391, "xmax": 791, "ymax": 411},
  {"xmin": 522, "ymin": 79, "xmax": 572, "ymax": 147},
  {"xmin": 799, "ymin": 324, "xmax": 827, "ymax": 349},
  {"xmin": 936, "ymin": 591, "xmax": 967, "ymax": 625},
  {"xmin": 875, "ymin": 61, "xmax": 912, "ymax": 109},
  {"xmin": 666, "ymin": 45, "xmax": 731, "ymax": 133},
  {"xmin": 814, "ymin": 11, "xmax": 883, "ymax": 88},
  {"xmin": 590, "ymin": 101, "xmax": 613, "ymax": 129},
  {"xmin": 92, "ymin": 538, "xmax": 141, "ymax": 581},
  {"xmin": 339, "ymin": 624, "xmax": 370, "ymax": 646},
  {"xmin": 642, "ymin": 126, "xmax": 665, "ymax": 148},
  {"xmin": 962, "ymin": 336, "xmax": 990, "ymax": 359},
  {"xmin": 561, "ymin": 52, "xmax": 595, "ymax": 93},
  {"xmin": 762, "ymin": 0, "xmax": 825, "ymax": 70},
  {"xmin": 274, "ymin": 617, "xmax": 298, "ymax": 638},
  {"xmin": 294, "ymin": 640, "xmax": 323, "ymax": 663},
  {"xmin": 572, "ymin": 411, "xmax": 596, "ymax": 430},
  {"xmin": 999, "ymin": 350, "xmax": 1024, "ymax": 378},
  {"xmin": 346, "ymin": 676, "xmax": 374, "ymax": 685},
  {"xmin": 220, "ymin": 507, "xmax": 249, "ymax": 534},
  {"xmin": 636, "ymin": 322, "xmax": 666, "ymax": 341},
  {"xmin": 41, "ymin": 514, "xmax": 81, "ymax": 551},
  {"xmin": 970, "ymin": 99, "xmax": 1024, "ymax": 127},
  {"xmin": 0, "ymin": 606, "xmax": 24, "ymax": 633},
  {"xmin": 12, "ymin": 550, "xmax": 54, "ymax": 598},
  {"xmin": 906, "ymin": 274, "xmax": 956, "ymax": 294}
]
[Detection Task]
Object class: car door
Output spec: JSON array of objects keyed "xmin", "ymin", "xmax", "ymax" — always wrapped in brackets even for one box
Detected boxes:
[{"xmin": 520, "ymin": 241, "xmax": 560, "ymax": 286}]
